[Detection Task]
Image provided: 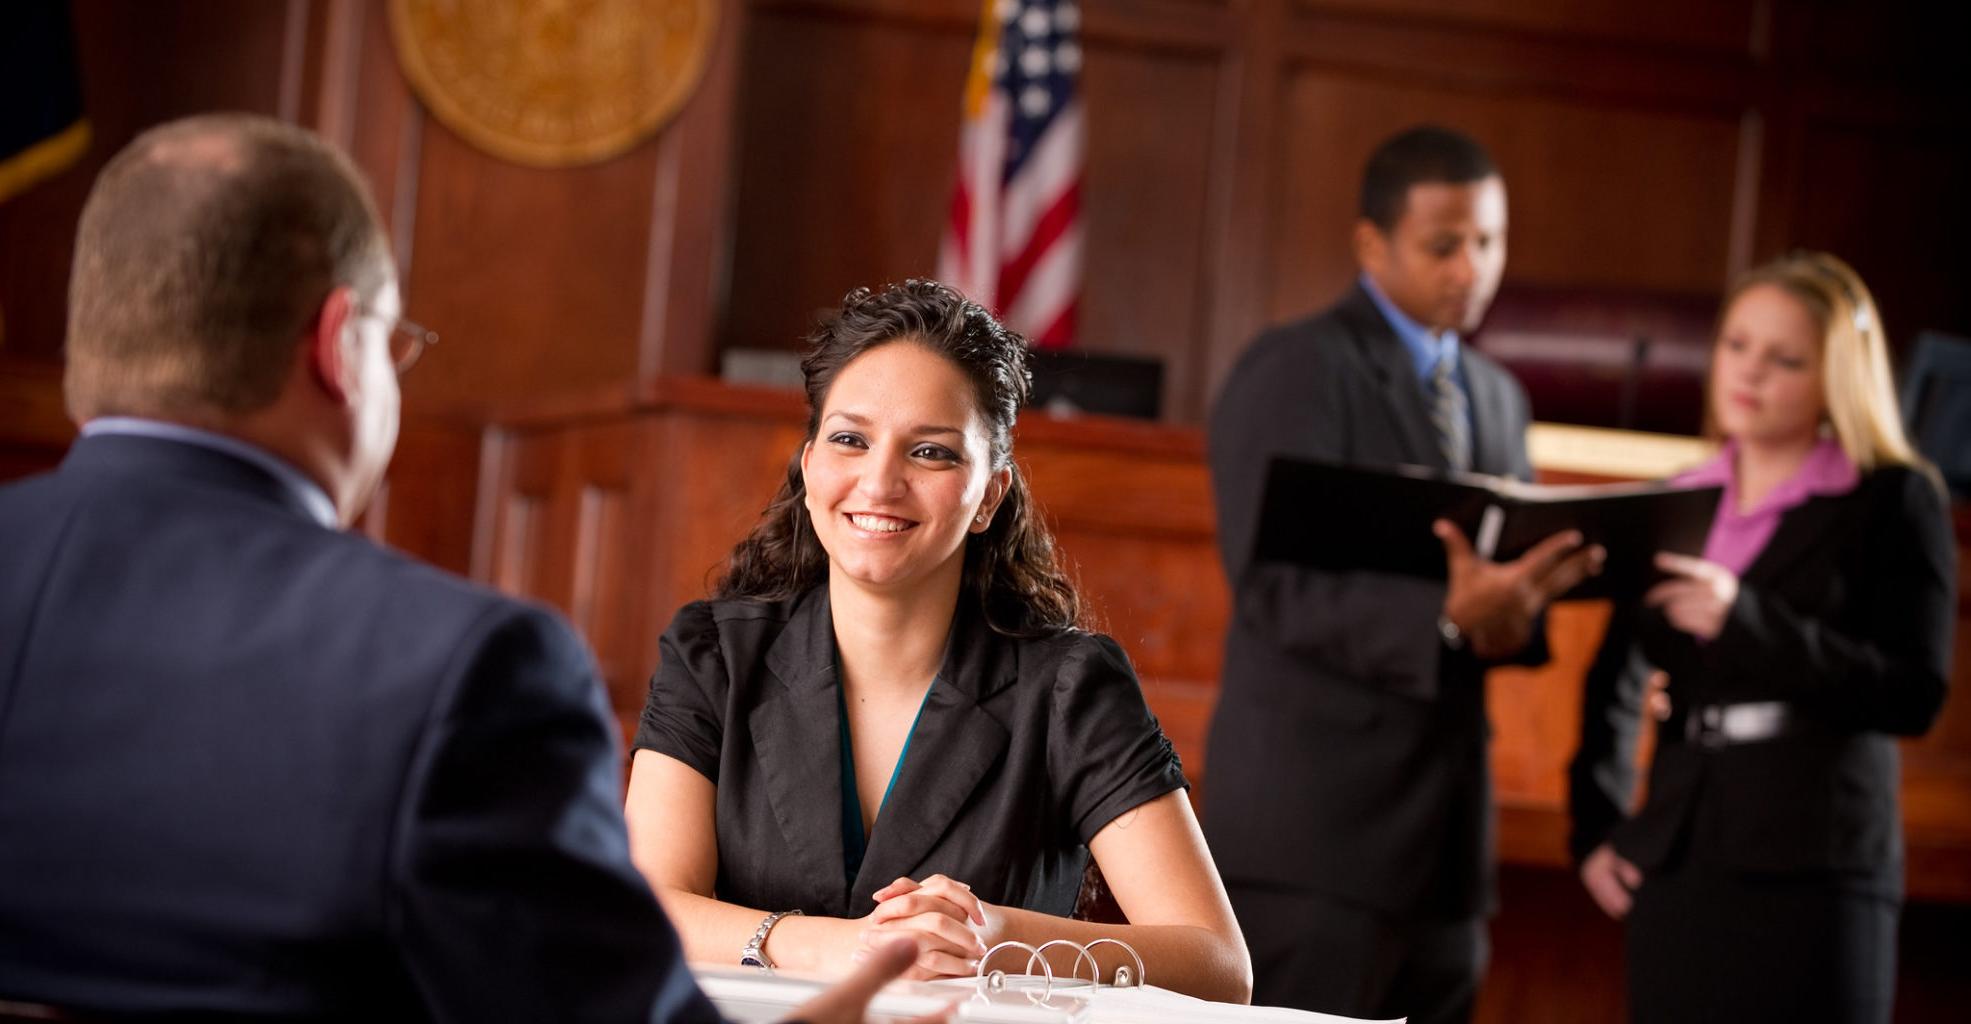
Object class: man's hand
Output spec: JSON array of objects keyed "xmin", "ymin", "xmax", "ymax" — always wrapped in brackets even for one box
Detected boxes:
[
  {"xmin": 787, "ymin": 937, "xmax": 954, "ymax": 1024},
  {"xmin": 1436, "ymin": 521, "xmax": 1604, "ymax": 659},
  {"xmin": 1579, "ymin": 842, "xmax": 1644, "ymax": 919}
]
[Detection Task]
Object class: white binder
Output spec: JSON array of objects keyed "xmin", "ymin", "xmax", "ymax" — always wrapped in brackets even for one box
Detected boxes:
[{"xmin": 693, "ymin": 937, "xmax": 1401, "ymax": 1023}]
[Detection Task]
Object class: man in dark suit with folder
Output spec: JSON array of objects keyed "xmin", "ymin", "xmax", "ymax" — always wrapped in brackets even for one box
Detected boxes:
[
  {"xmin": 0, "ymin": 114, "xmax": 917, "ymax": 1023},
  {"xmin": 1202, "ymin": 126, "xmax": 1600, "ymax": 1024}
]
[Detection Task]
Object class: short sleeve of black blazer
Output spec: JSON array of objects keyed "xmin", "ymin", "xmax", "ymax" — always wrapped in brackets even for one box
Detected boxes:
[
  {"xmin": 635, "ymin": 600, "xmax": 726, "ymax": 782},
  {"xmin": 1047, "ymin": 631, "xmax": 1189, "ymax": 842}
]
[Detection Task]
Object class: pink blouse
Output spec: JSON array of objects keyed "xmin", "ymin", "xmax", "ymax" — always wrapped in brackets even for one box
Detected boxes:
[{"xmin": 1674, "ymin": 437, "xmax": 1860, "ymax": 577}]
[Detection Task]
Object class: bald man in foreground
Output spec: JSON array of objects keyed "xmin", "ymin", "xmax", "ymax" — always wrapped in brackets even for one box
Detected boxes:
[{"xmin": 0, "ymin": 114, "xmax": 933, "ymax": 1023}]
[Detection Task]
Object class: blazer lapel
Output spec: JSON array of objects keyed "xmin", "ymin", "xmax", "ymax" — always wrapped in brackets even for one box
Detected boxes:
[
  {"xmin": 752, "ymin": 588, "xmax": 850, "ymax": 910},
  {"xmin": 848, "ymin": 603, "xmax": 1011, "ymax": 907},
  {"xmin": 1338, "ymin": 287, "xmax": 1444, "ymax": 471}
]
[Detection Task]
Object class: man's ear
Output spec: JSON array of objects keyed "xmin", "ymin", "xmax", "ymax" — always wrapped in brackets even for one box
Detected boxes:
[
  {"xmin": 1352, "ymin": 219, "xmax": 1388, "ymax": 276},
  {"xmin": 308, "ymin": 286, "xmax": 358, "ymax": 405}
]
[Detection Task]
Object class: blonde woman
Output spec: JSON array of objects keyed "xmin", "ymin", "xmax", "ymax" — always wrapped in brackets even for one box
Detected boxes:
[{"xmin": 1567, "ymin": 252, "xmax": 1956, "ymax": 1022}]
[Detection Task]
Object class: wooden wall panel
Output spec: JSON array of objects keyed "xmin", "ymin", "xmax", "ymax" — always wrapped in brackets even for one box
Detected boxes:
[
  {"xmin": 400, "ymin": 129, "xmax": 659, "ymax": 412},
  {"xmin": 1291, "ymin": 0, "xmax": 1758, "ymax": 56},
  {"xmin": 1078, "ymin": 46, "xmax": 1221, "ymax": 422},
  {"xmin": 1263, "ymin": 72, "xmax": 1744, "ymax": 328},
  {"xmin": 1781, "ymin": 117, "xmax": 1971, "ymax": 347},
  {"xmin": 722, "ymin": 10, "xmax": 970, "ymax": 352},
  {"xmin": 340, "ymin": 0, "xmax": 425, "ymax": 268}
]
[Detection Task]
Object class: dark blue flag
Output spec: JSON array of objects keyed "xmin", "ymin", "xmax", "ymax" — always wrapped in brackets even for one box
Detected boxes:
[{"xmin": 0, "ymin": 0, "xmax": 90, "ymax": 203}]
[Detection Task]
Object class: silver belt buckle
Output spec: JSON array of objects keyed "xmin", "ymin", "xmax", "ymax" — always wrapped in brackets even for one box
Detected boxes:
[{"xmin": 1686, "ymin": 701, "xmax": 1788, "ymax": 747}]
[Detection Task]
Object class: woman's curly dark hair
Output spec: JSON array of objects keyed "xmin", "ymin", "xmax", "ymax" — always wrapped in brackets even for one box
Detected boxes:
[{"xmin": 715, "ymin": 279, "xmax": 1081, "ymax": 637}]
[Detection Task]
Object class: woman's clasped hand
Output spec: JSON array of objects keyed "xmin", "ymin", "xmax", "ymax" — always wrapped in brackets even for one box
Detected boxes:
[{"xmin": 853, "ymin": 875, "xmax": 996, "ymax": 979}]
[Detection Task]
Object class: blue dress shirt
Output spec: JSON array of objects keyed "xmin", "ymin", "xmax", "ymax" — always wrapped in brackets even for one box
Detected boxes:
[{"xmin": 1359, "ymin": 273, "xmax": 1469, "ymax": 399}]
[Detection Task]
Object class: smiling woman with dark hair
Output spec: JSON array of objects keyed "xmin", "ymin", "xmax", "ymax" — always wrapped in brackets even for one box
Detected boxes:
[{"xmin": 622, "ymin": 280, "xmax": 1251, "ymax": 1003}]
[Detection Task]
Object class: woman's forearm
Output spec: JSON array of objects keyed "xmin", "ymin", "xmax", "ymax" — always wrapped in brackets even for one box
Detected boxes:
[
  {"xmin": 652, "ymin": 887, "xmax": 859, "ymax": 976},
  {"xmin": 990, "ymin": 906, "xmax": 1254, "ymax": 1004}
]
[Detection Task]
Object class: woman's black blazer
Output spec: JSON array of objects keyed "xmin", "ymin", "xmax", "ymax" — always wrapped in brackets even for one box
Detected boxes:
[
  {"xmin": 636, "ymin": 586, "xmax": 1187, "ymax": 919},
  {"xmin": 1570, "ymin": 465, "xmax": 1956, "ymax": 883}
]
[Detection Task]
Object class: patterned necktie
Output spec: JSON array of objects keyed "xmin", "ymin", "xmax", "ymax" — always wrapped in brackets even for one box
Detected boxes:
[{"xmin": 1431, "ymin": 353, "xmax": 1472, "ymax": 473}]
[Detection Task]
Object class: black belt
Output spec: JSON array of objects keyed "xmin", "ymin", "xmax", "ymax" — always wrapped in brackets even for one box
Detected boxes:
[{"xmin": 1682, "ymin": 701, "xmax": 1801, "ymax": 748}]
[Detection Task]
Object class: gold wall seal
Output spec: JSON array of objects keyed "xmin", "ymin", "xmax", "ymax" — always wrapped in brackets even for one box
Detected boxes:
[{"xmin": 388, "ymin": 0, "xmax": 718, "ymax": 168}]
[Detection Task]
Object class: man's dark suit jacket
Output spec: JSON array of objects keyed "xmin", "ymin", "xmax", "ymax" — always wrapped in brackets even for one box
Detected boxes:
[
  {"xmin": 635, "ymin": 586, "xmax": 1188, "ymax": 919},
  {"xmin": 0, "ymin": 434, "xmax": 720, "ymax": 1022},
  {"xmin": 1202, "ymin": 284, "xmax": 1538, "ymax": 920},
  {"xmin": 1570, "ymin": 465, "xmax": 1955, "ymax": 886}
]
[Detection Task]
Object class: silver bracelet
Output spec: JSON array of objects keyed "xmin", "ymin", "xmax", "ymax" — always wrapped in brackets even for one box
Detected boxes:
[{"xmin": 739, "ymin": 909, "xmax": 803, "ymax": 971}]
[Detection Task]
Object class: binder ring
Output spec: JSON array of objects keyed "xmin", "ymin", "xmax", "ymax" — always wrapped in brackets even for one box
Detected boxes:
[
  {"xmin": 975, "ymin": 940, "xmax": 1055, "ymax": 1004},
  {"xmin": 1027, "ymin": 939, "xmax": 1101, "ymax": 989},
  {"xmin": 1083, "ymin": 938, "xmax": 1146, "ymax": 988}
]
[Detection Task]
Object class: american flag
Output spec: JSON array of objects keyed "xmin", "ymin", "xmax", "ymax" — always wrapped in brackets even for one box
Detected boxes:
[{"xmin": 937, "ymin": 0, "xmax": 1084, "ymax": 350}]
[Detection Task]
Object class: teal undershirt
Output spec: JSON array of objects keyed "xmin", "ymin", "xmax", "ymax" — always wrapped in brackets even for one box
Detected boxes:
[{"xmin": 839, "ymin": 682, "xmax": 934, "ymax": 883}]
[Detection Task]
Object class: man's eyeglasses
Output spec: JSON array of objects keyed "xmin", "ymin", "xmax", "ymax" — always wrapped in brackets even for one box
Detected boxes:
[
  {"xmin": 356, "ymin": 306, "xmax": 440, "ymax": 375},
  {"xmin": 386, "ymin": 317, "xmax": 439, "ymax": 375}
]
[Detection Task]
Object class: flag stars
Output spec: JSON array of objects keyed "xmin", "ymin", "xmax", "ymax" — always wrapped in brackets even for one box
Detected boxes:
[
  {"xmin": 1020, "ymin": 84, "xmax": 1052, "ymax": 117},
  {"xmin": 1020, "ymin": 45, "xmax": 1051, "ymax": 77},
  {"xmin": 1020, "ymin": 5, "xmax": 1051, "ymax": 38},
  {"xmin": 1054, "ymin": 41, "xmax": 1081, "ymax": 74},
  {"xmin": 1054, "ymin": 3, "xmax": 1080, "ymax": 32}
]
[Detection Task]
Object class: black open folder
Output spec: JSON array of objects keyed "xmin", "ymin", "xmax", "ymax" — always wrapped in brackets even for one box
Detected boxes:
[{"xmin": 1253, "ymin": 458, "xmax": 1724, "ymax": 600}]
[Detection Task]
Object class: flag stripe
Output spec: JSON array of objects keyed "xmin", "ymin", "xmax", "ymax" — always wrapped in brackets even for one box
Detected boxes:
[
  {"xmin": 1002, "ymin": 225, "xmax": 1081, "ymax": 347},
  {"xmin": 996, "ymin": 180, "xmax": 1079, "ymax": 311},
  {"xmin": 1029, "ymin": 301, "xmax": 1076, "ymax": 351}
]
